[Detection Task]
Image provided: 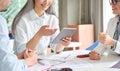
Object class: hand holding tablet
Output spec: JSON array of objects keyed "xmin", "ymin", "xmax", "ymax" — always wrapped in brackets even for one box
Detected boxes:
[{"xmin": 52, "ymin": 28, "xmax": 76, "ymax": 44}]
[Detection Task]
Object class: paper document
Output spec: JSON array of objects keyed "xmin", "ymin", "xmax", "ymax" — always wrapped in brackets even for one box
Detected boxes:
[
  {"xmin": 27, "ymin": 60, "xmax": 52, "ymax": 71},
  {"xmin": 52, "ymin": 58, "xmax": 93, "ymax": 69},
  {"xmin": 38, "ymin": 52, "xmax": 93, "ymax": 69}
]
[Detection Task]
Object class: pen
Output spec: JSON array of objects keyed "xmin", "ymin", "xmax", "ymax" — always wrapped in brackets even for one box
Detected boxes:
[
  {"xmin": 38, "ymin": 61, "xmax": 45, "ymax": 66},
  {"xmin": 37, "ymin": 59, "xmax": 45, "ymax": 66},
  {"xmin": 76, "ymin": 54, "xmax": 89, "ymax": 58}
]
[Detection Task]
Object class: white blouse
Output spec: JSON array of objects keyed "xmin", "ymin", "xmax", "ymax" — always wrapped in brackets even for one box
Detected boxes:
[{"xmin": 13, "ymin": 9, "xmax": 60, "ymax": 55}]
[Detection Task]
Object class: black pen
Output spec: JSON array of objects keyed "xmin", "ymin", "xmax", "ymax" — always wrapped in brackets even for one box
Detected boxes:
[
  {"xmin": 37, "ymin": 59, "xmax": 45, "ymax": 66},
  {"xmin": 38, "ymin": 61, "xmax": 45, "ymax": 66}
]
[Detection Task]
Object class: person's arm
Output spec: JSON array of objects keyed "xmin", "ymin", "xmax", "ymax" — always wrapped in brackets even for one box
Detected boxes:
[
  {"xmin": 105, "ymin": 17, "xmax": 120, "ymax": 54},
  {"xmin": 0, "ymin": 55, "xmax": 27, "ymax": 71},
  {"xmin": 0, "ymin": 16, "xmax": 27, "ymax": 71},
  {"xmin": 0, "ymin": 48, "xmax": 38, "ymax": 71},
  {"xmin": 49, "ymin": 15, "xmax": 71, "ymax": 53},
  {"xmin": 55, "ymin": 36, "xmax": 71, "ymax": 53},
  {"xmin": 14, "ymin": 18, "xmax": 41, "ymax": 54},
  {"xmin": 24, "ymin": 48, "xmax": 38, "ymax": 67},
  {"xmin": 14, "ymin": 20, "xmax": 56, "ymax": 54},
  {"xmin": 0, "ymin": 46, "xmax": 37, "ymax": 71},
  {"xmin": 98, "ymin": 32, "xmax": 120, "ymax": 54},
  {"xmin": 26, "ymin": 31, "xmax": 42, "ymax": 50},
  {"xmin": 89, "ymin": 43, "xmax": 107, "ymax": 60},
  {"xmin": 89, "ymin": 32, "xmax": 115, "ymax": 60},
  {"xmin": 89, "ymin": 17, "xmax": 119, "ymax": 60},
  {"xmin": 0, "ymin": 49, "xmax": 26, "ymax": 71},
  {"xmin": 26, "ymin": 25, "xmax": 57, "ymax": 50},
  {"xmin": 13, "ymin": 20, "xmax": 29, "ymax": 54}
]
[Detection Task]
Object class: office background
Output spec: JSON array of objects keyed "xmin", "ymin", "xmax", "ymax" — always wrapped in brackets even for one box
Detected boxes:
[{"xmin": 0, "ymin": 0, "xmax": 115, "ymax": 49}]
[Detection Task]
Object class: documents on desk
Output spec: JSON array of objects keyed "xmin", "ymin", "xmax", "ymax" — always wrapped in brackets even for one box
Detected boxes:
[
  {"xmin": 27, "ymin": 50, "xmax": 120, "ymax": 71},
  {"xmin": 37, "ymin": 51, "xmax": 92, "ymax": 69},
  {"xmin": 51, "ymin": 58, "xmax": 93, "ymax": 69},
  {"xmin": 27, "ymin": 61, "xmax": 52, "ymax": 71}
]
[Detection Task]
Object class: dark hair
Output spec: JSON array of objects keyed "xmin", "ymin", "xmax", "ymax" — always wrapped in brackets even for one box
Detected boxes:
[{"xmin": 12, "ymin": 0, "xmax": 34, "ymax": 35}]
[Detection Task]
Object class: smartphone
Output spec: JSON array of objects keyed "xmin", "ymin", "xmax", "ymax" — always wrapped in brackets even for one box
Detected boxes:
[
  {"xmin": 51, "ymin": 68, "xmax": 72, "ymax": 71},
  {"xmin": 76, "ymin": 54, "xmax": 89, "ymax": 58}
]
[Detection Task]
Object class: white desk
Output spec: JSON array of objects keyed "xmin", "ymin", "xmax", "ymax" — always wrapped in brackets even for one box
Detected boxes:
[
  {"xmin": 68, "ymin": 50, "xmax": 120, "ymax": 71},
  {"xmin": 28, "ymin": 50, "xmax": 120, "ymax": 71}
]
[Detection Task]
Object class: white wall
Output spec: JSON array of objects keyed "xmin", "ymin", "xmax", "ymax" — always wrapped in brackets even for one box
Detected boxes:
[{"xmin": 103, "ymin": 0, "xmax": 114, "ymax": 32}]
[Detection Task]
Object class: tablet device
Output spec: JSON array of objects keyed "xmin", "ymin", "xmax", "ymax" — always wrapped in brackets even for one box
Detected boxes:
[{"xmin": 52, "ymin": 28, "xmax": 76, "ymax": 44}]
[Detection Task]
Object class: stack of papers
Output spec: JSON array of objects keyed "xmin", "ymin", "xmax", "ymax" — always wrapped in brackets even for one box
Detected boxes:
[
  {"xmin": 38, "ymin": 52, "xmax": 93, "ymax": 69},
  {"xmin": 51, "ymin": 58, "xmax": 93, "ymax": 69},
  {"xmin": 27, "ymin": 61, "xmax": 52, "ymax": 71}
]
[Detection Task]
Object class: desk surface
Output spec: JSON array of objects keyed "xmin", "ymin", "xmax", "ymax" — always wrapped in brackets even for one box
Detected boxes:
[
  {"xmin": 29, "ymin": 50, "xmax": 120, "ymax": 71},
  {"xmin": 71, "ymin": 50, "xmax": 120, "ymax": 71}
]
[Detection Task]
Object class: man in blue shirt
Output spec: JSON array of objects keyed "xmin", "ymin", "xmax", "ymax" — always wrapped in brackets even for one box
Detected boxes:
[{"xmin": 0, "ymin": 0, "xmax": 38, "ymax": 71}]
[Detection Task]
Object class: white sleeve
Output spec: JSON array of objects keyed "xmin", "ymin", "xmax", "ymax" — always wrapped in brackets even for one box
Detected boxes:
[
  {"xmin": 13, "ymin": 20, "xmax": 27, "ymax": 54},
  {"xmin": 94, "ymin": 43, "xmax": 107, "ymax": 55},
  {"xmin": 0, "ymin": 51, "xmax": 27, "ymax": 71},
  {"xmin": 0, "ymin": 15, "xmax": 27, "ymax": 71}
]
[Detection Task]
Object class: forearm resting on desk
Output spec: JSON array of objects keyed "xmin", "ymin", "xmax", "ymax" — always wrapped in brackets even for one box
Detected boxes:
[{"xmin": 24, "ymin": 49, "xmax": 38, "ymax": 67}]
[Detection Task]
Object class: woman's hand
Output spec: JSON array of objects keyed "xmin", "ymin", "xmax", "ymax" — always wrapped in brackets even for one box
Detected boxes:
[
  {"xmin": 55, "ymin": 36, "xmax": 71, "ymax": 53},
  {"xmin": 24, "ymin": 48, "xmax": 38, "ymax": 67},
  {"xmin": 89, "ymin": 50, "xmax": 100, "ymax": 60},
  {"xmin": 16, "ymin": 50, "xmax": 26, "ymax": 59},
  {"xmin": 61, "ymin": 36, "xmax": 71, "ymax": 46},
  {"xmin": 38, "ymin": 25, "xmax": 57, "ymax": 36}
]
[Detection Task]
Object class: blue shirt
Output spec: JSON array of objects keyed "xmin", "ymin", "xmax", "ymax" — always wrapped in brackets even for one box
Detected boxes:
[{"xmin": 0, "ymin": 15, "xmax": 27, "ymax": 71}]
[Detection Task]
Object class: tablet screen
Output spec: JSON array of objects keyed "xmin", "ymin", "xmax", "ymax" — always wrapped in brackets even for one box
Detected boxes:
[{"xmin": 52, "ymin": 28, "xmax": 76, "ymax": 44}]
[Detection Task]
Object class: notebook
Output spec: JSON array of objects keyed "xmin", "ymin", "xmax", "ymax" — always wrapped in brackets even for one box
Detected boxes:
[{"xmin": 110, "ymin": 61, "xmax": 120, "ymax": 69}]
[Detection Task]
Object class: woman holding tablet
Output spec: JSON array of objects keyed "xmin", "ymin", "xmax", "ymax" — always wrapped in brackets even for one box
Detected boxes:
[{"xmin": 12, "ymin": 0, "xmax": 71, "ymax": 58}]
